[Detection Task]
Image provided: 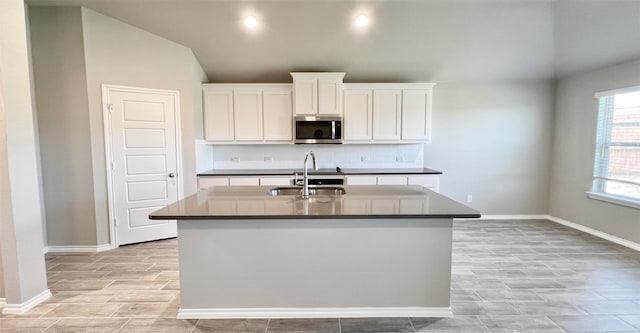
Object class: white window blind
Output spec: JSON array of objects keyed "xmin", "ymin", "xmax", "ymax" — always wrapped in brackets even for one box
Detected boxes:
[{"xmin": 592, "ymin": 87, "xmax": 640, "ymax": 205}]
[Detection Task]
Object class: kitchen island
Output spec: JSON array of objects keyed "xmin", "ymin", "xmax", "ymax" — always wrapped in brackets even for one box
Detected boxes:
[{"xmin": 150, "ymin": 185, "xmax": 480, "ymax": 319}]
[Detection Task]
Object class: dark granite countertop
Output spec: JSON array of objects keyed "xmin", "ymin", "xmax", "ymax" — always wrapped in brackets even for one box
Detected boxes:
[
  {"xmin": 149, "ymin": 185, "xmax": 480, "ymax": 220},
  {"xmin": 197, "ymin": 168, "xmax": 442, "ymax": 177}
]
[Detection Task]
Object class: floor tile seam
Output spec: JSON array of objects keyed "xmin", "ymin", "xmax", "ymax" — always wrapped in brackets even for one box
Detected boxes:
[
  {"xmin": 264, "ymin": 318, "xmax": 270, "ymax": 333},
  {"xmin": 338, "ymin": 317, "xmax": 342, "ymax": 333},
  {"xmin": 114, "ymin": 318, "xmax": 132, "ymax": 333},
  {"xmin": 617, "ymin": 315, "xmax": 640, "ymax": 331}
]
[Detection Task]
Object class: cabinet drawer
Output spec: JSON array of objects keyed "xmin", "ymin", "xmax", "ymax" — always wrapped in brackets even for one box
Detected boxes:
[
  {"xmin": 260, "ymin": 177, "xmax": 292, "ymax": 186},
  {"xmin": 345, "ymin": 175, "xmax": 378, "ymax": 185},
  {"xmin": 198, "ymin": 177, "xmax": 229, "ymax": 189},
  {"xmin": 408, "ymin": 175, "xmax": 440, "ymax": 192},
  {"xmin": 376, "ymin": 175, "xmax": 408, "ymax": 185},
  {"xmin": 229, "ymin": 177, "xmax": 260, "ymax": 186}
]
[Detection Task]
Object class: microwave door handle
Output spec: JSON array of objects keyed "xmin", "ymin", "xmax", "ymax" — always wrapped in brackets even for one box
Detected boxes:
[{"xmin": 331, "ymin": 121, "xmax": 336, "ymax": 140}]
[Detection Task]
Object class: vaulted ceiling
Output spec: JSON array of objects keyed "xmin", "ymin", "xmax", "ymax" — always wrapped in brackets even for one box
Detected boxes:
[{"xmin": 26, "ymin": 0, "xmax": 640, "ymax": 83}]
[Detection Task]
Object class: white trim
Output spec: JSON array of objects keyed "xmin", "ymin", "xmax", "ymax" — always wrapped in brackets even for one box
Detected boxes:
[
  {"xmin": 2, "ymin": 289, "xmax": 52, "ymax": 315},
  {"xmin": 456, "ymin": 214, "xmax": 640, "ymax": 252},
  {"xmin": 45, "ymin": 244, "xmax": 112, "ymax": 254},
  {"xmin": 545, "ymin": 215, "xmax": 640, "ymax": 252},
  {"xmin": 102, "ymin": 85, "xmax": 183, "ymax": 248},
  {"xmin": 0, "ymin": 298, "xmax": 6, "ymax": 307},
  {"xmin": 177, "ymin": 307, "xmax": 452, "ymax": 319},
  {"xmin": 456, "ymin": 214, "xmax": 548, "ymax": 221},
  {"xmin": 594, "ymin": 85, "xmax": 640, "ymax": 98},
  {"xmin": 586, "ymin": 192, "xmax": 640, "ymax": 210}
]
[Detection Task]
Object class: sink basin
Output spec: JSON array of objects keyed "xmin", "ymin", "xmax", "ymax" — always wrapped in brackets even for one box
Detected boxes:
[{"xmin": 267, "ymin": 186, "xmax": 347, "ymax": 197}]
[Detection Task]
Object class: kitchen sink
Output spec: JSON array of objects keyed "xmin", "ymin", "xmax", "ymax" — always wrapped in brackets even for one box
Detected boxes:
[{"xmin": 267, "ymin": 186, "xmax": 347, "ymax": 197}]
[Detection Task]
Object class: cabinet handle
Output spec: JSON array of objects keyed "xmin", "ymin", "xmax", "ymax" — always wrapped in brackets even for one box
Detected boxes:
[{"xmin": 168, "ymin": 173, "xmax": 176, "ymax": 178}]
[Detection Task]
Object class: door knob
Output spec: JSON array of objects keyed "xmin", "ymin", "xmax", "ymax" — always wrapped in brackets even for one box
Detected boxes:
[{"xmin": 168, "ymin": 172, "xmax": 175, "ymax": 178}]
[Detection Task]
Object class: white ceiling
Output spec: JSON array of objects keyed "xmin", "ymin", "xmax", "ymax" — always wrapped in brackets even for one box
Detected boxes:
[{"xmin": 26, "ymin": 0, "xmax": 640, "ymax": 83}]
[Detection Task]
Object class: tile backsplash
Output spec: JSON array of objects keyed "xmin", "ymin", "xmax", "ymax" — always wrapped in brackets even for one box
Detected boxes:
[{"xmin": 196, "ymin": 141, "xmax": 425, "ymax": 171}]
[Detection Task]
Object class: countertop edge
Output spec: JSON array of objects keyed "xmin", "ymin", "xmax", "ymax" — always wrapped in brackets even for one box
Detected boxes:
[
  {"xmin": 197, "ymin": 168, "xmax": 443, "ymax": 176},
  {"xmin": 150, "ymin": 213, "xmax": 482, "ymax": 220}
]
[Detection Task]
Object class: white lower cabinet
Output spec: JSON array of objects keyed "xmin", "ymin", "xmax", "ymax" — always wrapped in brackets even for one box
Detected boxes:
[
  {"xmin": 260, "ymin": 176, "xmax": 293, "ymax": 186},
  {"xmin": 229, "ymin": 177, "xmax": 260, "ymax": 186},
  {"xmin": 376, "ymin": 175, "xmax": 408, "ymax": 185},
  {"xmin": 345, "ymin": 175, "xmax": 377, "ymax": 185},
  {"xmin": 199, "ymin": 176, "xmax": 292, "ymax": 190},
  {"xmin": 198, "ymin": 177, "xmax": 229, "ymax": 189},
  {"xmin": 408, "ymin": 175, "xmax": 440, "ymax": 191}
]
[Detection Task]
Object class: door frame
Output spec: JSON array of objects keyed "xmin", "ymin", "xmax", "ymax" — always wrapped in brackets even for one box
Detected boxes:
[{"xmin": 102, "ymin": 84, "xmax": 183, "ymax": 248}]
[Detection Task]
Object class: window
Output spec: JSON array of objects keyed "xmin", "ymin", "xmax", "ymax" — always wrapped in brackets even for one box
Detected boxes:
[{"xmin": 590, "ymin": 86, "xmax": 640, "ymax": 208}]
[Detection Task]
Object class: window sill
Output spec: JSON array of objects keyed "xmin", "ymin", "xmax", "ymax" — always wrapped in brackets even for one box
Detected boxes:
[{"xmin": 586, "ymin": 192, "xmax": 640, "ymax": 210}]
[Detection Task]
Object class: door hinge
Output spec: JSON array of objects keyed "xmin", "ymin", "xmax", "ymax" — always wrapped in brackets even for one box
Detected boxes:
[
  {"xmin": 105, "ymin": 103, "xmax": 114, "ymax": 113},
  {"xmin": 114, "ymin": 218, "xmax": 118, "ymax": 227},
  {"xmin": 111, "ymin": 162, "xmax": 116, "ymax": 171}
]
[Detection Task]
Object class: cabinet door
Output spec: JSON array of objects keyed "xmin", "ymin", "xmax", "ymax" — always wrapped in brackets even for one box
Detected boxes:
[
  {"xmin": 198, "ymin": 177, "xmax": 229, "ymax": 190},
  {"xmin": 373, "ymin": 89, "xmax": 402, "ymax": 141},
  {"xmin": 203, "ymin": 88, "xmax": 234, "ymax": 141},
  {"xmin": 234, "ymin": 89, "xmax": 263, "ymax": 141},
  {"xmin": 228, "ymin": 177, "xmax": 260, "ymax": 186},
  {"xmin": 376, "ymin": 175, "xmax": 408, "ymax": 185},
  {"xmin": 408, "ymin": 175, "xmax": 440, "ymax": 192},
  {"xmin": 260, "ymin": 176, "xmax": 292, "ymax": 186},
  {"xmin": 401, "ymin": 89, "xmax": 432, "ymax": 141},
  {"xmin": 345, "ymin": 175, "xmax": 377, "ymax": 185},
  {"xmin": 343, "ymin": 89, "xmax": 372, "ymax": 141},
  {"xmin": 293, "ymin": 78, "xmax": 317, "ymax": 115},
  {"xmin": 263, "ymin": 87, "xmax": 293, "ymax": 141},
  {"xmin": 318, "ymin": 79, "xmax": 343, "ymax": 115}
]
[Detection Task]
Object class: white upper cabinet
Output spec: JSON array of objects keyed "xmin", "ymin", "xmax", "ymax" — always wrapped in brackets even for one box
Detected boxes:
[
  {"xmin": 203, "ymin": 87, "xmax": 234, "ymax": 141},
  {"xmin": 203, "ymin": 84, "xmax": 293, "ymax": 143},
  {"xmin": 373, "ymin": 89, "xmax": 402, "ymax": 141},
  {"xmin": 291, "ymin": 72, "xmax": 345, "ymax": 115},
  {"xmin": 233, "ymin": 88, "xmax": 263, "ymax": 141},
  {"xmin": 343, "ymin": 89, "xmax": 372, "ymax": 141},
  {"xmin": 263, "ymin": 87, "xmax": 293, "ymax": 142},
  {"xmin": 342, "ymin": 83, "xmax": 435, "ymax": 144},
  {"xmin": 401, "ymin": 89, "xmax": 432, "ymax": 141}
]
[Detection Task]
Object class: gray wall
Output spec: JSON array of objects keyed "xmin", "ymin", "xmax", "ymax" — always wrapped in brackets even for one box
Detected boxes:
[
  {"xmin": 29, "ymin": 7, "xmax": 98, "ymax": 246},
  {"xmin": 0, "ymin": 0, "xmax": 48, "ymax": 305},
  {"xmin": 549, "ymin": 59, "xmax": 640, "ymax": 243},
  {"xmin": 81, "ymin": 7, "xmax": 206, "ymax": 245},
  {"xmin": 27, "ymin": 7, "xmax": 207, "ymax": 247},
  {"xmin": 425, "ymin": 82, "xmax": 555, "ymax": 214}
]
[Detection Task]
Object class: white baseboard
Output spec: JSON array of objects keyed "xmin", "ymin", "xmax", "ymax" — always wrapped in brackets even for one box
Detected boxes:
[
  {"xmin": 545, "ymin": 215, "xmax": 640, "ymax": 251},
  {"xmin": 0, "ymin": 298, "xmax": 5, "ymax": 307},
  {"xmin": 45, "ymin": 244, "xmax": 112, "ymax": 254},
  {"xmin": 457, "ymin": 214, "xmax": 640, "ymax": 252},
  {"xmin": 177, "ymin": 307, "xmax": 453, "ymax": 319},
  {"xmin": 2, "ymin": 289, "xmax": 52, "ymax": 315}
]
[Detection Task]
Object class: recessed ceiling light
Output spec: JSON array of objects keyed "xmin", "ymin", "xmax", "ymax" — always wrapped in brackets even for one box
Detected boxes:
[
  {"xmin": 355, "ymin": 14, "xmax": 368, "ymax": 28},
  {"xmin": 244, "ymin": 16, "xmax": 258, "ymax": 29}
]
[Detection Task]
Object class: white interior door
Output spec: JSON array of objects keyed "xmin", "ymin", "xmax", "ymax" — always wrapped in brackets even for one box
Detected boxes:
[{"xmin": 105, "ymin": 86, "xmax": 181, "ymax": 246}]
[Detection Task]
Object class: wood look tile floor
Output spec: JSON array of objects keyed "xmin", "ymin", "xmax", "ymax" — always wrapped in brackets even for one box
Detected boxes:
[{"xmin": 2, "ymin": 219, "xmax": 640, "ymax": 332}]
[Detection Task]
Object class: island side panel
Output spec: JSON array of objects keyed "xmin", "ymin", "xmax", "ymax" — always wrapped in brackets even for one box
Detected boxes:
[{"xmin": 177, "ymin": 218, "xmax": 453, "ymax": 316}]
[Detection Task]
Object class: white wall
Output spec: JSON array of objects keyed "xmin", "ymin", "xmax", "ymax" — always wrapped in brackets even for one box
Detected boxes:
[
  {"xmin": 549, "ymin": 58, "xmax": 640, "ymax": 244},
  {"xmin": 0, "ymin": 0, "xmax": 49, "ymax": 307},
  {"xmin": 206, "ymin": 144, "xmax": 425, "ymax": 171}
]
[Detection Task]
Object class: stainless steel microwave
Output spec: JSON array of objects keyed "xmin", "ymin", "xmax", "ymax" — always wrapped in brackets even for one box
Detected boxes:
[{"xmin": 294, "ymin": 115, "xmax": 342, "ymax": 144}]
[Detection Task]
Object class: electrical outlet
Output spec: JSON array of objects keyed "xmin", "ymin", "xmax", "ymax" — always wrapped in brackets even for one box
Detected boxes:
[
  {"xmin": 466, "ymin": 194, "xmax": 473, "ymax": 203},
  {"xmin": 264, "ymin": 156, "xmax": 273, "ymax": 162},
  {"xmin": 361, "ymin": 155, "xmax": 370, "ymax": 162},
  {"xmin": 231, "ymin": 156, "xmax": 240, "ymax": 163}
]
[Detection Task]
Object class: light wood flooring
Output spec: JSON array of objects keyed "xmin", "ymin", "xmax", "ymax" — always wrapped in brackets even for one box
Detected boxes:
[{"xmin": 1, "ymin": 219, "xmax": 640, "ymax": 332}]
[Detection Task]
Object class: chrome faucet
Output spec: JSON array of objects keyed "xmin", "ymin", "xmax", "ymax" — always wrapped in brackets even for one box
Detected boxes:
[{"xmin": 302, "ymin": 151, "xmax": 318, "ymax": 198}]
